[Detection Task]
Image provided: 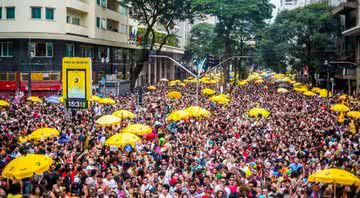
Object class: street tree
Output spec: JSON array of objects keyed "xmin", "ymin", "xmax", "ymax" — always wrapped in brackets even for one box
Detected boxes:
[
  {"xmin": 121, "ymin": 0, "xmax": 195, "ymax": 91},
  {"xmin": 188, "ymin": 22, "xmax": 218, "ymax": 60},
  {"xmin": 192, "ymin": 0, "xmax": 273, "ymax": 82}
]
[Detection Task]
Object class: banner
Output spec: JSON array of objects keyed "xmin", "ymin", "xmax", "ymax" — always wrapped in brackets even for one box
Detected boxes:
[{"xmin": 31, "ymin": 73, "xmax": 44, "ymax": 81}]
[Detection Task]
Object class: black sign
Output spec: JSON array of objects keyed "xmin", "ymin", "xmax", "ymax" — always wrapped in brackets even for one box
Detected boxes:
[
  {"xmin": 137, "ymin": 88, "xmax": 143, "ymax": 106},
  {"xmin": 66, "ymin": 99, "xmax": 88, "ymax": 109}
]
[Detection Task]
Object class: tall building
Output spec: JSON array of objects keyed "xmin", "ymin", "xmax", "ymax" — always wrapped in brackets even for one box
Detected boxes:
[
  {"xmin": 332, "ymin": 0, "xmax": 360, "ymax": 95},
  {"xmin": 0, "ymin": 0, "xmax": 185, "ymax": 95},
  {"xmin": 275, "ymin": 0, "xmax": 340, "ymax": 14}
]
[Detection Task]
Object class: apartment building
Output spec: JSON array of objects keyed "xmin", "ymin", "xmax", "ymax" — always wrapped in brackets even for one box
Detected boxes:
[
  {"xmin": 332, "ymin": 0, "xmax": 360, "ymax": 95},
  {"xmin": 0, "ymin": 0, "xmax": 185, "ymax": 95}
]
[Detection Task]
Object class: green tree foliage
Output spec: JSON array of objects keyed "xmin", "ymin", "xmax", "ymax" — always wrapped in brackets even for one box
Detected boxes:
[
  {"xmin": 121, "ymin": 0, "xmax": 195, "ymax": 90},
  {"xmin": 188, "ymin": 23, "xmax": 219, "ymax": 59},
  {"xmin": 192, "ymin": 0, "xmax": 273, "ymax": 82},
  {"xmin": 258, "ymin": 3, "xmax": 339, "ymax": 74}
]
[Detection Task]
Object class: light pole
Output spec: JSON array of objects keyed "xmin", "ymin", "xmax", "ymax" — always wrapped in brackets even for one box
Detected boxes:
[
  {"xmin": 28, "ymin": 51, "xmax": 34, "ymax": 97},
  {"xmin": 324, "ymin": 60, "xmax": 330, "ymax": 97},
  {"xmin": 101, "ymin": 56, "xmax": 110, "ymax": 97}
]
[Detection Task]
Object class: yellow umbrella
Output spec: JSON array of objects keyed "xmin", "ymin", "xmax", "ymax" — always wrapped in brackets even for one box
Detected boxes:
[
  {"xmin": 166, "ymin": 110, "xmax": 190, "ymax": 122},
  {"xmin": 167, "ymin": 91, "xmax": 182, "ymax": 99},
  {"xmin": 319, "ymin": 89, "xmax": 332, "ymax": 98},
  {"xmin": 303, "ymin": 91, "xmax": 316, "ymax": 97},
  {"xmin": 121, "ymin": 124, "xmax": 152, "ymax": 136},
  {"xmin": 311, "ymin": 87, "xmax": 321, "ymax": 93},
  {"xmin": 178, "ymin": 82, "xmax": 186, "ymax": 87},
  {"xmin": 147, "ymin": 85, "xmax": 157, "ymax": 90},
  {"xmin": 277, "ymin": 88, "xmax": 289, "ymax": 93},
  {"xmin": 96, "ymin": 115, "xmax": 121, "ymax": 126},
  {"xmin": 339, "ymin": 94, "xmax": 348, "ymax": 100},
  {"xmin": 248, "ymin": 107, "xmax": 270, "ymax": 118},
  {"xmin": 27, "ymin": 128, "xmax": 60, "ymax": 141},
  {"xmin": 112, "ymin": 110, "xmax": 135, "ymax": 119},
  {"xmin": 91, "ymin": 95, "xmax": 102, "ymax": 102},
  {"xmin": 98, "ymin": 98, "xmax": 116, "ymax": 105},
  {"xmin": 293, "ymin": 82, "xmax": 302, "ymax": 87},
  {"xmin": 347, "ymin": 111, "xmax": 360, "ymax": 119},
  {"xmin": 294, "ymin": 87, "xmax": 308, "ymax": 92},
  {"xmin": 185, "ymin": 106, "xmax": 211, "ymax": 117},
  {"xmin": 218, "ymin": 94, "xmax": 231, "ymax": 99},
  {"xmin": 105, "ymin": 133, "xmax": 141, "ymax": 148},
  {"xmin": 238, "ymin": 81, "xmax": 248, "ymax": 86},
  {"xmin": 27, "ymin": 96, "xmax": 42, "ymax": 103},
  {"xmin": 255, "ymin": 80, "xmax": 264, "ymax": 84},
  {"xmin": 308, "ymin": 168, "xmax": 360, "ymax": 186},
  {"xmin": 160, "ymin": 78, "xmax": 168, "ymax": 82},
  {"xmin": 0, "ymin": 100, "xmax": 10, "ymax": 106},
  {"xmin": 330, "ymin": 104, "xmax": 350, "ymax": 112},
  {"xmin": 201, "ymin": 88, "xmax": 216, "ymax": 95},
  {"xmin": 2, "ymin": 154, "xmax": 53, "ymax": 180},
  {"xmin": 209, "ymin": 95, "xmax": 230, "ymax": 104}
]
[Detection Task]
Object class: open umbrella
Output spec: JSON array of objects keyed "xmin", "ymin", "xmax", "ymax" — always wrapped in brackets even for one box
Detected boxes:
[
  {"xmin": 0, "ymin": 100, "xmax": 10, "ymax": 107},
  {"xmin": 339, "ymin": 94, "xmax": 348, "ymax": 100},
  {"xmin": 45, "ymin": 96, "xmax": 60, "ymax": 104},
  {"xmin": 98, "ymin": 98, "xmax": 115, "ymax": 105},
  {"xmin": 308, "ymin": 168, "xmax": 360, "ymax": 186},
  {"xmin": 121, "ymin": 124, "xmax": 152, "ymax": 136},
  {"xmin": 105, "ymin": 133, "xmax": 141, "ymax": 148},
  {"xmin": 209, "ymin": 95, "xmax": 230, "ymax": 104},
  {"xmin": 201, "ymin": 88, "xmax": 216, "ymax": 95},
  {"xmin": 166, "ymin": 110, "xmax": 190, "ymax": 122},
  {"xmin": 96, "ymin": 115, "xmax": 121, "ymax": 126},
  {"xmin": 27, "ymin": 128, "xmax": 60, "ymax": 141},
  {"xmin": 167, "ymin": 91, "xmax": 182, "ymax": 99},
  {"xmin": 347, "ymin": 111, "xmax": 360, "ymax": 119},
  {"xmin": 255, "ymin": 80, "xmax": 264, "ymax": 84},
  {"xmin": 303, "ymin": 91, "xmax": 316, "ymax": 97},
  {"xmin": 330, "ymin": 104, "xmax": 350, "ymax": 112},
  {"xmin": 91, "ymin": 95, "xmax": 102, "ymax": 102},
  {"xmin": 248, "ymin": 107, "xmax": 270, "ymax": 118},
  {"xmin": 146, "ymin": 85, "xmax": 157, "ymax": 90},
  {"xmin": 27, "ymin": 96, "xmax": 42, "ymax": 103},
  {"xmin": 2, "ymin": 154, "xmax": 53, "ymax": 180},
  {"xmin": 112, "ymin": 110, "xmax": 135, "ymax": 119},
  {"xmin": 319, "ymin": 89, "xmax": 332, "ymax": 98},
  {"xmin": 185, "ymin": 106, "xmax": 211, "ymax": 117},
  {"xmin": 238, "ymin": 81, "xmax": 248, "ymax": 86},
  {"xmin": 277, "ymin": 83, "xmax": 290, "ymax": 88},
  {"xmin": 311, "ymin": 87, "xmax": 322, "ymax": 93}
]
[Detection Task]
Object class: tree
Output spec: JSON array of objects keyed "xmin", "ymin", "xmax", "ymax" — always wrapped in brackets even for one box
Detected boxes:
[
  {"xmin": 257, "ymin": 3, "xmax": 339, "ymax": 77},
  {"xmin": 121, "ymin": 0, "xmax": 195, "ymax": 91},
  {"xmin": 193, "ymin": 0, "xmax": 273, "ymax": 82},
  {"xmin": 188, "ymin": 23, "xmax": 218, "ymax": 60}
]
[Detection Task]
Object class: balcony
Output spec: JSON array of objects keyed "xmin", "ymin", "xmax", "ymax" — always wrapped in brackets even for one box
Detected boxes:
[
  {"xmin": 66, "ymin": 0, "xmax": 89, "ymax": 13},
  {"xmin": 95, "ymin": 29, "xmax": 127, "ymax": 43},
  {"xmin": 65, "ymin": 23, "xmax": 89, "ymax": 37},
  {"xmin": 107, "ymin": 9, "xmax": 121, "ymax": 22},
  {"xmin": 333, "ymin": 0, "xmax": 358, "ymax": 15}
]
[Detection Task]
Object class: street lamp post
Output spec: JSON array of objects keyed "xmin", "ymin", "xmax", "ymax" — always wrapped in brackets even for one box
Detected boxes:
[
  {"xmin": 325, "ymin": 60, "xmax": 330, "ymax": 98},
  {"xmin": 28, "ymin": 51, "xmax": 34, "ymax": 97},
  {"xmin": 101, "ymin": 56, "xmax": 110, "ymax": 97}
]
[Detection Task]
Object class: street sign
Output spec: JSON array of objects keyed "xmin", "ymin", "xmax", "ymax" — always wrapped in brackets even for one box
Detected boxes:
[
  {"xmin": 137, "ymin": 87, "xmax": 143, "ymax": 106},
  {"xmin": 62, "ymin": 57, "xmax": 92, "ymax": 109}
]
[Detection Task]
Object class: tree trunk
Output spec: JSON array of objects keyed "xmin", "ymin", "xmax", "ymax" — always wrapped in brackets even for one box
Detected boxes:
[
  {"xmin": 130, "ymin": 49, "xmax": 149, "ymax": 92},
  {"xmin": 223, "ymin": 31, "xmax": 232, "ymax": 84}
]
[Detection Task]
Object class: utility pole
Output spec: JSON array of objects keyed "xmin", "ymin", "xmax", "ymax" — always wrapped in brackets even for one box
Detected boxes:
[
  {"xmin": 101, "ymin": 56, "xmax": 110, "ymax": 97},
  {"xmin": 28, "ymin": 51, "xmax": 34, "ymax": 97}
]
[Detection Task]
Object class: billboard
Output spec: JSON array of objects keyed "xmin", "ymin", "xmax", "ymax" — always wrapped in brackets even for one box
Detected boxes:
[{"xmin": 62, "ymin": 58, "xmax": 92, "ymax": 108}]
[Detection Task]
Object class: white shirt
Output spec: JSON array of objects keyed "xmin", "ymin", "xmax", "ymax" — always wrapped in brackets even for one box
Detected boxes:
[{"xmin": 103, "ymin": 178, "xmax": 117, "ymax": 190}]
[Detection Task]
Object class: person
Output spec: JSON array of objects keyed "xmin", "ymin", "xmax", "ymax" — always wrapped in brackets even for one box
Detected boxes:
[{"xmin": 70, "ymin": 177, "xmax": 83, "ymax": 197}]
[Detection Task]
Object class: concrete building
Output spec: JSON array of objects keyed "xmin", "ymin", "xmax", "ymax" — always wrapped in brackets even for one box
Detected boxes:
[
  {"xmin": 332, "ymin": 0, "xmax": 360, "ymax": 96},
  {"xmin": 0, "ymin": 0, "xmax": 185, "ymax": 96}
]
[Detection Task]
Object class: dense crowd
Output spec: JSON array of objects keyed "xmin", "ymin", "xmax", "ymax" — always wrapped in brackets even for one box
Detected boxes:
[{"xmin": 0, "ymin": 80, "xmax": 359, "ymax": 198}]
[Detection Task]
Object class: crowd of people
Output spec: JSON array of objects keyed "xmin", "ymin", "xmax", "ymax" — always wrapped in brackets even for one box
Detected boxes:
[{"xmin": 0, "ymin": 78, "xmax": 359, "ymax": 198}]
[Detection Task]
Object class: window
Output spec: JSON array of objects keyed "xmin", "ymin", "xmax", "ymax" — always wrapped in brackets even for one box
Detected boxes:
[
  {"xmin": 0, "ymin": 42, "xmax": 14, "ymax": 57},
  {"xmin": 65, "ymin": 44, "xmax": 75, "ymax": 57},
  {"xmin": 66, "ymin": 16, "xmax": 70, "ymax": 23},
  {"xmin": 6, "ymin": 7, "xmax": 15, "ymax": 19},
  {"xmin": 119, "ymin": 24, "xmax": 127, "ymax": 34},
  {"xmin": 101, "ymin": 18, "xmax": 106, "ymax": 30},
  {"xmin": 96, "ymin": 17, "xmax": 100, "ymax": 28},
  {"xmin": 45, "ymin": 8, "xmax": 54, "ymax": 20},
  {"xmin": 0, "ymin": 7, "xmax": 2, "ymax": 19},
  {"xmin": 120, "ymin": 6, "xmax": 128, "ymax": 16},
  {"xmin": 29, "ymin": 42, "xmax": 53, "ymax": 57},
  {"xmin": 98, "ymin": 47, "xmax": 110, "ymax": 59},
  {"xmin": 97, "ymin": 0, "xmax": 101, "ymax": 5},
  {"xmin": 80, "ymin": 47, "xmax": 94, "ymax": 57},
  {"xmin": 72, "ymin": 17, "xmax": 80, "ymax": 25},
  {"xmin": 31, "ymin": 7, "xmax": 42, "ymax": 19},
  {"xmin": 101, "ymin": 0, "xmax": 106, "ymax": 8}
]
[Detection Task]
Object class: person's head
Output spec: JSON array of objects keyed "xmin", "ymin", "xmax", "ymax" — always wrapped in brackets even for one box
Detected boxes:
[
  {"xmin": 162, "ymin": 184, "xmax": 170, "ymax": 195},
  {"xmin": 144, "ymin": 189, "xmax": 151, "ymax": 197},
  {"xmin": 189, "ymin": 183, "xmax": 196, "ymax": 193}
]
